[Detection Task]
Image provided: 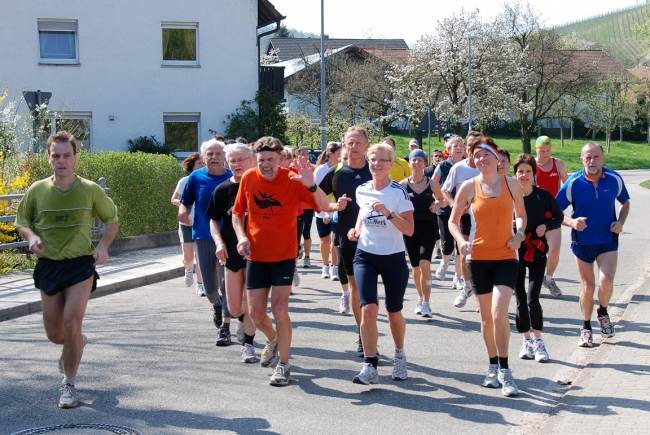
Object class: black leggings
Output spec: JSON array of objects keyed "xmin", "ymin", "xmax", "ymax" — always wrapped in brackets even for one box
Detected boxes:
[{"xmin": 514, "ymin": 255, "xmax": 546, "ymax": 333}]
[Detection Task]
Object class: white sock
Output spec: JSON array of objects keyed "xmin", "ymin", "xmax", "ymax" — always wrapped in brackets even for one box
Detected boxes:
[
  {"xmin": 343, "ymin": 290, "xmax": 350, "ymax": 297},
  {"xmin": 546, "ymin": 274, "xmax": 553, "ymax": 280},
  {"xmin": 394, "ymin": 348, "xmax": 405, "ymax": 357},
  {"xmin": 417, "ymin": 296, "xmax": 423, "ymax": 302},
  {"xmin": 63, "ymin": 376, "xmax": 75, "ymax": 385}
]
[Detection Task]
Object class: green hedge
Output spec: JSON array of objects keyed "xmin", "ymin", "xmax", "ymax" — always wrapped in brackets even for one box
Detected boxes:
[{"xmin": 27, "ymin": 151, "xmax": 185, "ymax": 237}]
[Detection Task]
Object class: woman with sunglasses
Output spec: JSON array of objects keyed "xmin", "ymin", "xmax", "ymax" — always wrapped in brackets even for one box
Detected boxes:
[
  {"xmin": 450, "ymin": 136, "xmax": 526, "ymax": 397},
  {"xmin": 347, "ymin": 143, "xmax": 414, "ymax": 385}
]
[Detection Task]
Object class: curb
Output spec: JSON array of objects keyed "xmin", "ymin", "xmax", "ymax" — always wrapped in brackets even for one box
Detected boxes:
[{"xmin": 0, "ymin": 266, "xmax": 184, "ymax": 322}]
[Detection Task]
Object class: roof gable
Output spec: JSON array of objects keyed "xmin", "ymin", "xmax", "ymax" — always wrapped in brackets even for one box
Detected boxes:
[{"xmin": 268, "ymin": 38, "xmax": 409, "ymax": 62}]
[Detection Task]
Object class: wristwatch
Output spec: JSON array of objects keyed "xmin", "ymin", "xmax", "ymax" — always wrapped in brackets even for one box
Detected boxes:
[
  {"xmin": 307, "ymin": 184, "xmax": 317, "ymax": 192},
  {"xmin": 386, "ymin": 211, "xmax": 396, "ymax": 220}
]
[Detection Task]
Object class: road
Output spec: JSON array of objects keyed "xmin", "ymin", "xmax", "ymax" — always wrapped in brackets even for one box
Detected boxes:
[{"xmin": 1, "ymin": 170, "xmax": 649, "ymax": 435}]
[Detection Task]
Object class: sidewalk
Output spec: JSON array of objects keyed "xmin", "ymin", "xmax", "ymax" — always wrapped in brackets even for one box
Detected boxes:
[
  {"xmin": 0, "ymin": 245, "xmax": 183, "ymax": 321},
  {"xmin": 538, "ymin": 273, "xmax": 650, "ymax": 434}
]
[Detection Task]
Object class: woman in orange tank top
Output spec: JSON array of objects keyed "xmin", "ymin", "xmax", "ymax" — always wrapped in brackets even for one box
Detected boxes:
[{"xmin": 449, "ymin": 136, "xmax": 527, "ymax": 398}]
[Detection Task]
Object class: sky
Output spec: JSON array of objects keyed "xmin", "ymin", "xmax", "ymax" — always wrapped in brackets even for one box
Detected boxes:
[{"xmin": 268, "ymin": 0, "xmax": 645, "ymax": 45}]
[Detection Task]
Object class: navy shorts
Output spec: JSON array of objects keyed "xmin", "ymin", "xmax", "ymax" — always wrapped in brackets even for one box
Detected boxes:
[
  {"xmin": 571, "ymin": 241, "xmax": 618, "ymax": 264},
  {"xmin": 467, "ymin": 259, "xmax": 518, "ymax": 295},
  {"xmin": 34, "ymin": 255, "xmax": 98, "ymax": 296},
  {"xmin": 246, "ymin": 259, "xmax": 295, "ymax": 289},
  {"xmin": 353, "ymin": 250, "xmax": 409, "ymax": 313},
  {"xmin": 316, "ymin": 217, "xmax": 336, "ymax": 239},
  {"xmin": 178, "ymin": 224, "xmax": 193, "ymax": 243},
  {"xmin": 225, "ymin": 243, "xmax": 246, "ymax": 272}
]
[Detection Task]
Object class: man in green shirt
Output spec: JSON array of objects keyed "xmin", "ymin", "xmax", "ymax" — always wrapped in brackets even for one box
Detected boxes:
[{"xmin": 16, "ymin": 131, "xmax": 118, "ymax": 409}]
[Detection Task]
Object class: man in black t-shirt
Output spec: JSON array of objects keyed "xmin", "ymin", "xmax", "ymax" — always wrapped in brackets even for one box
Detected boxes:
[{"xmin": 319, "ymin": 126, "xmax": 372, "ymax": 357}]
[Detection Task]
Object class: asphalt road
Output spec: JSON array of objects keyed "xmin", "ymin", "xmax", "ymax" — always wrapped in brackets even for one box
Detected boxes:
[{"xmin": 2, "ymin": 170, "xmax": 649, "ymax": 435}]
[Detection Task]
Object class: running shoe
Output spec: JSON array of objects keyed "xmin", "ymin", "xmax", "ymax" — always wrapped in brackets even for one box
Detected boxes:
[
  {"xmin": 58, "ymin": 334, "xmax": 87, "ymax": 374},
  {"xmin": 421, "ymin": 301, "xmax": 433, "ymax": 318},
  {"xmin": 339, "ymin": 294, "xmax": 351, "ymax": 314},
  {"xmin": 392, "ymin": 353, "xmax": 408, "ymax": 380},
  {"xmin": 597, "ymin": 309, "xmax": 615, "ymax": 338},
  {"xmin": 330, "ymin": 265, "xmax": 339, "ymax": 281},
  {"xmin": 482, "ymin": 364, "xmax": 500, "ymax": 388},
  {"xmin": 414, "ymin": 300, "xmax": 423, "ymax": 315},
  {"xmin": 241, "ymin": 343, "xmax": 256, "ymax": 363},
  {"xmin": 434, "ymin": 262, "xmax": 449, "ymax": 280},
  {"xmin": 292, "ymin": 269, "xmax": 300, "ymax": 287},
  {"xmin": 321, "ymin": 265, "xmax": 330, "ymax": 279},
  {"xmin": 542, "ymin": 276, "xmax": 562, "ymax": 297},
  {"xmin": 534, "ymin": 338, "xmax": 549, "ymax": 362},
  {"xmin": 519, "ymin": 339, "xmax": 534, "ymax": 360},
  {"xmin": 196, "ymin": 283, "xmax": 206, "ymax": 297},
  {"xmin": 455, "ymin": 276, "xmax": 465, "ymax": 290},
  {"xmin": 184, "ymin": 266, "xmax": 194, "ymax": 287},
  {"xmin": 213, "ymin": 304, "xmax": 222, "ymax": 328},
  {"xmin": 302, "ymin": 257, "xmax": 312, "ymax": 268},
  {"xmin": 58, "ymin": 383, "xmax": 77, "ymax": 408},
  {"xmin": 499, "ymin": 368, "xmax": 519, "ymax": 397},
  {"xmin": 235, "ymin": 318, "xmax": 245, "ymax": 344},
  {"xmin": 577, "ymin": 328, "xmax": 594, "ymax": 348},
  {"xmin": 451, "ymin": 276, "xmax": 461, "ymax": 289},
  {"xmin": 434, "ymin": 247, "xmax": 442, "ymax": 260},
  {"xmin": 356, "ymin": 337, "xmax": 364, "ymax": 357},
  {"xmin": 353, "ymin": 362, "xmax": 379, "ymax": 385},
  {"xmin": 269, "ymin": 362, "xmax": 291, "ymax": 386},
  {"xmin": 453, "ymin": 285, "xmax": 473, "ymax": 308},
  {"xmin": 260, "ymin": 339, "xmax": 279, "ymax": 367},
  {"xmin": 216, "ymin": 325, "xmax": 232, "ymax": 347},
  {"xmin": 297, "ymin": 243, "xmax": 304, "ymax": 260}
]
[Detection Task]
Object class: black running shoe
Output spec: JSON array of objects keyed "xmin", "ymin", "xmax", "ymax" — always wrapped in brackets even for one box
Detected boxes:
[
  {"xmin": 213, "ymin": 304, "xmax": 223, "ymax": 329},
  {"xmin": 216, "ymin": 325, "xmax": 232, "ymax": 346}
]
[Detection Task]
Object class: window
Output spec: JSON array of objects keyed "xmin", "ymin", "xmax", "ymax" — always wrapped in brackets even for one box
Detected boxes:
[
  {"xmin": 46, "ymin": 112, "xmax": 92, "ymax": 151},
  {"xmin": 164, "ymin": 113, "xmax": 200, "ymax": 152},
  {"xmin": 162, "ymin": 22, "xmax": 199, "ymax": 66},
  {"xmin": 38, "ymin": 19, "xmax": 79, "ymax": 64}
]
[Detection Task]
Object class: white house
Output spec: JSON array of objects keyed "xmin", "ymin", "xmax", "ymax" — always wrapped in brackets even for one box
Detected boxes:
[{"xmin": 0, "ymin": 0, "xmax": 284, "ymax": 156}]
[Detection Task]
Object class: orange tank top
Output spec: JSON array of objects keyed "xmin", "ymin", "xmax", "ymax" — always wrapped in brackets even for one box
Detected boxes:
[{"xmin": 468, "ymin": 176, "xmax": 516, "ymax": 261}]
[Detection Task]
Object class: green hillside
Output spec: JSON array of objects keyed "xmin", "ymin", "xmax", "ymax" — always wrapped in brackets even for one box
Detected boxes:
[{"xmin": 555, "ymin": 4, "xmax": 648, "ymax": 68}]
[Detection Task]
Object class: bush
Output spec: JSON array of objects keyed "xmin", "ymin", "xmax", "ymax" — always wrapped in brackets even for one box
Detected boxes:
[
  {"xmin": 127, "ymin": 135, "xmax": 170, "ymax": 154},
  {"xmin": 223, "ymin": 89, "xmax": 288, "ymax": 143},
  {"xmin": 24, "ymin": 151, "xmax": 185, "ymax": 237}
]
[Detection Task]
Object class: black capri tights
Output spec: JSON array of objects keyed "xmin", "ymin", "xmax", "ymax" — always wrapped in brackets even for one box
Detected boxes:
[{"xmin": 514, "ymin": 255, "xmax": 547, "ymax": 333}]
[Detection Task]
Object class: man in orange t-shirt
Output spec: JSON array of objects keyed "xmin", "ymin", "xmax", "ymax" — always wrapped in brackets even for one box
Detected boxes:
[{"xmin": 232, "ymin": 136, "xmax": 329, "ymax": 386}]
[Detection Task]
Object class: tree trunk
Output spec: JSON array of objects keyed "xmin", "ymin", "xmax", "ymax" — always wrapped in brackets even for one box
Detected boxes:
[
  {"xmin": 592, "ymin": 128, "xmax": 596, "ymax": 140},
  {"xmin": 619, "ymin": 125, "xmax": 623, "ymax": 142},
  {"xmin": 570, "ymin": 119, "xmax": 574, "ymax": 141},
  {"xmin": 647, "ymin": 128, "xmax": 649, "ymax": 146},
  {"xmin": 606, "ymin": 132, "xmax": 611, "ymax": 153},
  {"xmin": 414, "ymin": 129, "xmax": 423, "ymax": 147},
  {"xmin": 521, "ymin": 127, "xmax": 531, "ymax": 154},
  {"xmin": 560, "ymin": 121, "xmax": 565, "ymax": 147}
]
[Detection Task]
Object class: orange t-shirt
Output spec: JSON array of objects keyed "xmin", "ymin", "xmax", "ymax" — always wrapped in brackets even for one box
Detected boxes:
[{"xmin": 233, "ymin": 167, "xmax": 319, "ymax": 262}]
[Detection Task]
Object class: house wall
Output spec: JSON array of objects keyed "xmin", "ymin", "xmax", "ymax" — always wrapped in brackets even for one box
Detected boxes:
[{"xmin": 0, "ymin": 0, "xmax": 259, "ymax": 153}]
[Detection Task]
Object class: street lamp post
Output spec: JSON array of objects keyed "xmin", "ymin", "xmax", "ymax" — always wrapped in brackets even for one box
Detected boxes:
[
  {"xmin": 467, "ymin": 35, "xmax": 478, "ymax": 132},
  {"xmin": 320, "ymin": 0, "xmax": 326, "ymax": 150}
]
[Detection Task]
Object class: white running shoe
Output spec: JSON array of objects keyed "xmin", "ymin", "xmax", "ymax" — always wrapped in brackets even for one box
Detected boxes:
[
  {"xmin": 184, "ymin": 267, "xmax": 194, "ymax": 287},
  {"xmin": 499, "ymin": 368, "xmax": 519, "ymax": 397},
  {"xmin": 241, "ymin": 343, "xmax": 256, "ymax": 363},
  {"xmin": 519, "ymin": 339, "xmax": 534, "ymax": 359},
  {"xmin": 392, "ymin": 352, "xmax": 408, "ymax": 380},
  {"xmin": 353, "ymin": 362, "xmax": 379, "ymax": 385},
  {"xmin": 435, "ymin": 262, "xmax": 449, "ymax": 280},
  {"xmin": 292, "ymin": 269, "xmax": 300, "ymax": 287},
  {"xmin": 321, "ymin": 265, "xmax": 330, "ymax": 279},
  {"xmin": 534, "ymin": 338, "xmax": 549, "ymax": 362},
  {"xmin": 58, "ymin": 383, "xmax": 77, "ymax": 408},
  {"xmin": 196, "ymin": 283, "xmax": 206, "ymax": 297},
  {"xmin": 455, "ymin": 276, "xmax": 465, "ymax": 290},
  {"xmin": 339, "ymin": 294, "xmax": 351, "ymax": 314},
  {"xmin": 453, "ymin": 285, "xmax": 473, "ymax": 308},
  {"xmin": 421, "ymin": 301, "xmax": 433, "ymax": 318},
  {"xmin": 330, "ymin": 265, "xmax": 340, "ymax": 281},
  {"xmin": 482, "ymin": 364, "xmax": 500, "ymax": 388},
  {"xmin": 302, "ymin": 257, "xmax": 312, "ymax": 268},
  {"xmin": 414, "ymin": 300, "xmax": 423, "ymax": 315}
]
